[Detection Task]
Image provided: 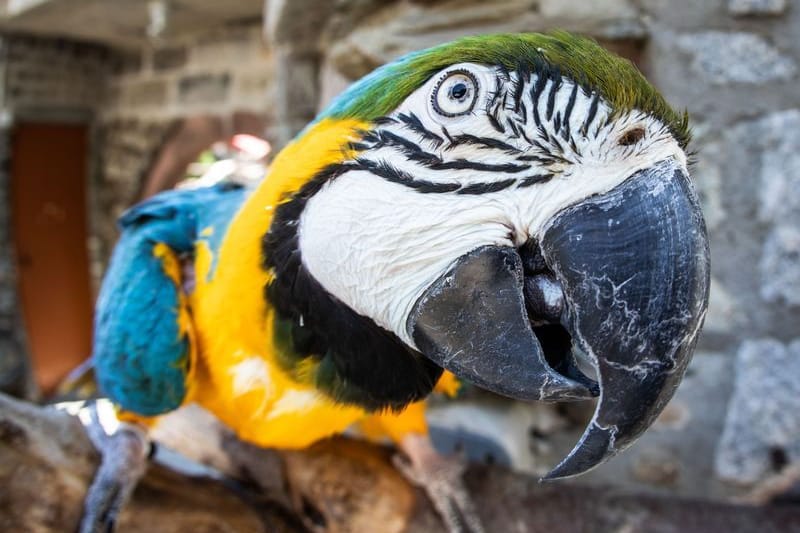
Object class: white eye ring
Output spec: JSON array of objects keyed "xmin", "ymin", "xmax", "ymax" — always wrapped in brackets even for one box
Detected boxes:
[{"xmin": 431, "ymin": 69, "xmax": 479, "ymax": 117}]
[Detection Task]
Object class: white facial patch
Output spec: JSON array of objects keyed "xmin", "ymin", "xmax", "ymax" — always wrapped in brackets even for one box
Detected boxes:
[
  {"xmin": 299, "ymin": 172, "xmax": 514, "ymax": 346},
  {"xmin": 298, "ymin": 63, "xmax": 688, "ymax": 348}
]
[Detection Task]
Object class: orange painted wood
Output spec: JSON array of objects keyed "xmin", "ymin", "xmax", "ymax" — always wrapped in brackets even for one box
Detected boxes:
[{"xmin": 11, "ymin": 122, "xmax": 93, "ymax": 392}]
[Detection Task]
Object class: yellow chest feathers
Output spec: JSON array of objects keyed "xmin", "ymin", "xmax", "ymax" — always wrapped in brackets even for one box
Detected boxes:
[{"xmin": 184, "ymin": 118, "xmax": 370, "ymax": 448}]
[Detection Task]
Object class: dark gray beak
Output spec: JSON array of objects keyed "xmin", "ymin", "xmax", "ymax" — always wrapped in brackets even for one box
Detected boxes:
[{"xmin": 407, "ymin": 158, "xmax": 710, "ymax": 479}]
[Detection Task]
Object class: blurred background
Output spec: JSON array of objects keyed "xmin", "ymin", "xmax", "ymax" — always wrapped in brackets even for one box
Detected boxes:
[{"xmin": 0, "ymin": 0, "xmax": 798, "ymax": 507}]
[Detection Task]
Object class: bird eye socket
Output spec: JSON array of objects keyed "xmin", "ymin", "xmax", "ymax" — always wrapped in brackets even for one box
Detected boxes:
[{"xmin": 432, "ymin": 69, "xmax": 478, "ymax": 117}]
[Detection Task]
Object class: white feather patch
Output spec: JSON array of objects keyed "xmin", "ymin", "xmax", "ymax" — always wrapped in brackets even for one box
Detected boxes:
[
  {"xmin": 229, "ymin": 355, "xmax": 273, "ymax": 398},
  {"xmin": 268, "ymin": 389, "xmax": 321, "ymax": 418}
]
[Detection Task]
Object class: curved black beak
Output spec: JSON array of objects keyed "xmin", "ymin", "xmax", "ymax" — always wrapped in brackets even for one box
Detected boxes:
[
  {"xmin": 407, "ymin": 158, "xmax": 709, "ymax": 479},
  {"xmin": 540, "ymin": 158, "xmax": 709, "ymax": 479},
  {"xmin": 408, "ymin": 244, "xmax": 597, "ymax": 401}
]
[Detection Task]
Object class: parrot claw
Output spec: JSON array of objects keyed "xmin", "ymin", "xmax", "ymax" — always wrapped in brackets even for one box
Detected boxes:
[
  {"xmin": 78, "ymin": 401, "xmax": 150, "ymax": 533},
  {"xmin": 396, "ymin": 434, "xmax": 485, "ymax": 533}
]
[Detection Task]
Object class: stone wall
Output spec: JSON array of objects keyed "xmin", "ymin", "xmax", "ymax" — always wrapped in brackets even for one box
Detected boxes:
[
  {"xmin": 259, "ymin": 0, "xmax": 800, "ymax": 499},
  {"xmin": 0, "ymin": 122, "xmax": 34, "ymax": 399},
  {"xmin": 102, "ymin": 21, "xmax": 273, "ymax": 124},
  {"xmin": 0, "ymin": 21, "xmax": 275, "ymax": 393},
  {"xmin": 92, "ymin": 20, "xmax": 274, "ymax": 264},
  {"xmin": 1, "ymin": 34, "xmax": 111, "ymax": 113},
  {"xmin": 0, "ymin": 34, "xmax": 112, "ymax": 398},
  {"xmin": 0, "ymin": 20, "xmax": 275, "ymax": 281}
]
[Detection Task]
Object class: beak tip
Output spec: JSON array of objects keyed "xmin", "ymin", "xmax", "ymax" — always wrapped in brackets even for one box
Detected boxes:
[
  {"xmin": 538, "ymin": 471, "xmax": 563, "ymax": 483},
  {"xmin": 540, "ymin": 461, "xmax": 594, "ymax": 482},
  {"xmin": 540, "ymin": 422, "xmax": 617, "ymax": 481}
]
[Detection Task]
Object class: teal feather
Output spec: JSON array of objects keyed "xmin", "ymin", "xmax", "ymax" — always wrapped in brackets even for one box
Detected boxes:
[{"xmin": 93, "ymin": 184, "xmax": 248, "ymax": 415}]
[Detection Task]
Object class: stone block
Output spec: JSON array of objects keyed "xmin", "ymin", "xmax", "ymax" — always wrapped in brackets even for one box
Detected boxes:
[
  {"xmin": 539, "ymin": 0, "xmax": 638, "ymax": 19},
  {"xmin": 177, "ymin": 73, "xmax": 230, "ymax": 105},
  {"xmin": 112, "ymin": 51, "xmax": 143, "ymax": 76},
  {"xmin": 755, "ymin": 110, "xmax": 800, "ymax": 226},
  {"xmin": 677, "ymin": 31, "xmax": 796, "ymax": 84},
  {"xmin": 152, "ymin": 46, "xmax": 188, "ymax": 71},
  {"xmin": 728, "ymin": 0, "xmax": 787, "ymax": 16},
  {"xmin": 760, "ymin": 226, "xmax": 800, "ymax": 306},
  {"xmin": 119, "ymin": 79, "xmax": 169, "ymax": 108},
  {"xmin": 190, "ymin": 30, "xmax": 262, "ymax": 68},
  {"xmin": 232, "ymin": 70, "xmax": 273, "ymax": 108},
  {"xmin": 715, "ymin": 339, "xmax": 800, "ymax": 485}
]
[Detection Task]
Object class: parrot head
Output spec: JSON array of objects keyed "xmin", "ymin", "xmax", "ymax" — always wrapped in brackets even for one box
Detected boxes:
[{"xmin": 264, "ymin": 32, "xmax": 709, "ymax": 479}]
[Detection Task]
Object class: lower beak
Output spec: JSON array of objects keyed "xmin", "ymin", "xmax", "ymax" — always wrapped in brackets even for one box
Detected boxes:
[{"xmin": 407, "ymin": 158, "xmax": 710, "ymax": 479}]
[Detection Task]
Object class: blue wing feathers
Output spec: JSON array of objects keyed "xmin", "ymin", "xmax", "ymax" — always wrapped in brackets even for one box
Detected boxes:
[{"xmin": 93, "ymin": 184, "xmax": 248, "ymax": 415}]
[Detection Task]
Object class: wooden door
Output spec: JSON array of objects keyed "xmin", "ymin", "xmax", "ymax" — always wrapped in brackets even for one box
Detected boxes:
[{"xmin": 11, "ymin": 122, "xmax": 93, "ymax": 393}]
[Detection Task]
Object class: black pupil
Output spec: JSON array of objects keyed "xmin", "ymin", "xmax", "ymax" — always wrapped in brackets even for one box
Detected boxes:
[{"xmin": 450, "ymin": 82, "xmax": 468, "ymax": 100}]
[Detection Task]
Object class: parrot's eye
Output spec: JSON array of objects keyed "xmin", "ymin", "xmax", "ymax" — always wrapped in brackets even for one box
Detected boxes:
[{"xmin": 432, "ymin": 69, "xmax": 478, "ymax": 117}]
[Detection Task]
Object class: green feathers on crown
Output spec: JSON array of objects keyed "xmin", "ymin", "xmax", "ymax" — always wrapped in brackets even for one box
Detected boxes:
[{"xmin": 320, "ymin": 31, "xmax": 690, "ymax": 149}]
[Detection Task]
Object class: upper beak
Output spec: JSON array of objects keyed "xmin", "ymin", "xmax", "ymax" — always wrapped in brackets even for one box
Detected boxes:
[{"xmin": 407, "ymin": 158, "xmax": 710, "ymax": 479}]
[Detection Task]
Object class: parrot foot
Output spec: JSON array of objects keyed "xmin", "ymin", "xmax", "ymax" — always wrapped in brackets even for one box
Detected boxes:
[
  {"xmin": 79, "ymin": 402, "xmax": 150, "ymax": 533},
  {"xmin": 395, "ymin": 434, "xmax": 485, "ymax": 533}
]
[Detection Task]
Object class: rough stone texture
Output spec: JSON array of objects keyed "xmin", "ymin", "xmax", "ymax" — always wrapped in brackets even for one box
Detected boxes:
[
  {"xmin": 755, "ymin": 110, "xmax": 800, "ymax": 228},
  {"xmin": 272, "ymin": 46, "xmax": 319, "ymax": 148},
  {"xmin": 2, "ymin": 35, "xmax": 110, "ymax": 111},
  {"xmin": 91, "ymin": 118, "xmax": 175, "ymax": 267},
  {"xmin": 728, "ymin": 0, "xmax": 787, "ymax": 16},
  {"xmin": 0, "ymin": 124, "xmax": 35, "ymax": 400},
  {"xmin": 676, "ymin": 31, "xmax": 796, "ymax": 84},
  {"xmin": 715, "ymin": 339, "xmax": 800, "ymax": 485},
  {"xmin": 0, "ymin": 35, "xmax": 112, "ymax": 392},
  {"xmin": 152, "ymin": 46, "xmax": 188, "ymax": 72},
  {"xmin": 687, "ymin": 108, "xmax": 800, "ymax": 352},
  {"xmin": 177, "ymin": 73, "xmax": 231, "ymax": 105},
  {"xmin": 116, "ymin": 79, "xmax": 169, "ymax": 108},
  {"xmin": 760, "ymin": 226, "xmax": 800, "ymax": 306},
  {"xmin": 702, "ymin": 109, "xmax": 800, "ymax": 334},
  {"xmin": 103, "ymin": 22, "xmax": 274, "ymax": 121}
]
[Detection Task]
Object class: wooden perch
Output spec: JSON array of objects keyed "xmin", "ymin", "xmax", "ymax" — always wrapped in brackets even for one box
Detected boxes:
[{"xmin": 2, "ymin": 392, "xmax": 800, "ymax": 533}]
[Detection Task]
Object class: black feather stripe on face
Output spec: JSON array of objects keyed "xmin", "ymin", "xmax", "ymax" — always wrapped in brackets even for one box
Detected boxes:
[
  {"xmin": 262, "ymin": 164, "xmax": 443, "ymax": 412},
  {"xmin": 348, "ymin": 64, "xmax": 638, "ymax": 197}
]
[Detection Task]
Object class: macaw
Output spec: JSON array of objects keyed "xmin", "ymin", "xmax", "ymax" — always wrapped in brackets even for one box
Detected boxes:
[{"xmin": 81, "ymin": 31, "xmax": 710, "ymax": 532}]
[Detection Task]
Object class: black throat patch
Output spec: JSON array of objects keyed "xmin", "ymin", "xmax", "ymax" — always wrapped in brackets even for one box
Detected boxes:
[{"xmin": 262, "ymin": 164, "xmax": 443, "ymax": 412}]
